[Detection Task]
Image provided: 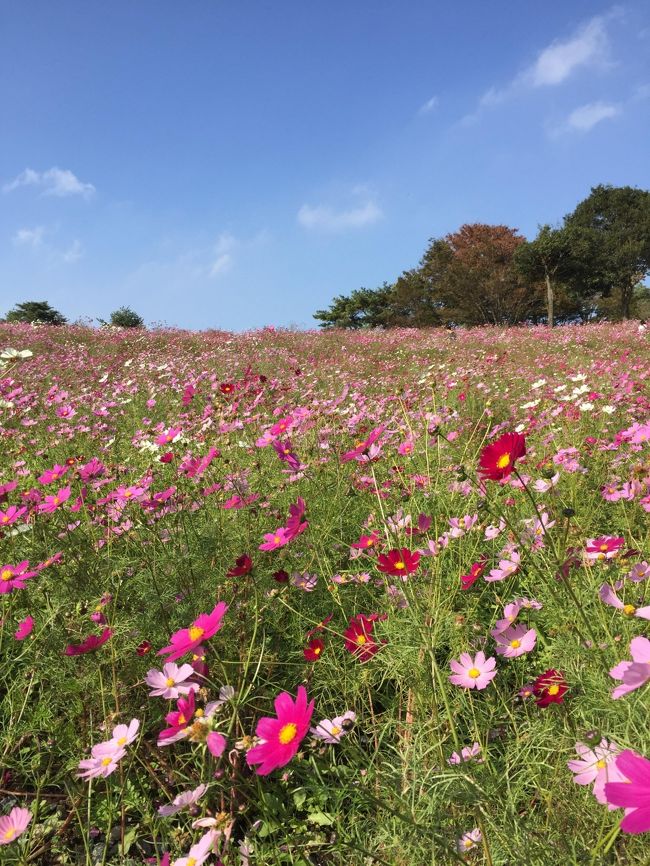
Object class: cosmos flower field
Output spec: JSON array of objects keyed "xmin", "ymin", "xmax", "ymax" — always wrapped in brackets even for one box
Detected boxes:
[{"xmin": 0, "ymin": 321, "xmax": 649, "ymax": 866}]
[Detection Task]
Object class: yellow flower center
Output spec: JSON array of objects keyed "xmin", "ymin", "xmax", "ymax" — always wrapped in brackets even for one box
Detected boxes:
[
  {"xmin": 117, "ymin": 736, "xmax": 127, "ymax": 746},
  {"xmin": 468, "ymin": 668, "xmax": 481, "ymax": 678},
  {"xmin": 1, "ymin": 516, "xmax": 8, "ymax": 523},
  {"xmin": 3, "ymin": 828, "xmax": 16, "ymax": 840},
  {"xmin": 547, "ymin": 684, "xmax": 560, "ymax": 696},
  {"xmin": 178, "ymin": 714, "xmax": 186, "ymax": 725},
  {"xmin": 599, "ymin": 544, "xmax": 609, "ymax": 552},
  {"xmin": 394, "ymin": 561, "xmax": 405, "ymax": 570},
  {"xmin": 273, "ymin": 535, "xmax": 281, "ymax": 544},
  {"xmin": 623, "ymin": 604, "xmax": 636, "ymax": 616},
  {"xmin": 187, "ymin": 859, "xmax": 197, "ymax": 866},
  {"xmin": 165, "ymin": 677, "xmax": 175, "ymax": 687},
  {"xmin": 278, "ymin": 722, "xmax": 298, "ymax": 745},
  {"xmin": 496, "ymin": 453, "xmax": 511, "ymax": 469},
  {"xmin": 1, "ymin": 568, "xmax": 13, "ymax": 581},
  {"xmin": 188, "ymin": 626, "xmax": 204, "ymax": 641},
  {"xmin": 330, "ymin": 726, "xmax": 341, "ymax": 736},
  {"xmin": 53, "ymin": 497, "xmax": 60, "ymax": 505},
  {"xmin": 596, "ymin": 759, "xmax": 607, "ymax": 769},
  {"xmin": 314, "ymin": 647, "xmax": 321, "ymax": 655},
  {"xmin": 101, "ymin": 757, "xmax": 112, "ymax": 766},
  {"xmin": 194, "ymin": 708, "xmax": 204, "ymax": 718},
  {"xmin": 510, "ymin": 639, "xmax": 521, "ymax": 649},
  {"xmin": 355, "ymin": 634, "xmax": 367, "ymax": 645}
]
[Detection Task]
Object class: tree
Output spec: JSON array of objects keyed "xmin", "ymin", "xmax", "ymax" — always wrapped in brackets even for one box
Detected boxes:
[
  {"xmin": 313, "ymin": 284, "xmax": 394, "ymax": 328},
  {"xmin": 5, "ymin": 300, "xmax": 67, "ymax": 325},
  {"xmin": 107, "ymin": 306, "xmax": 145, "ymax": 328},
  {"xmin": 564, "ymin": 185, "xmax": 650, "ymax": 319},
  {"xmin": 423, "ymin": 224, "xmax": 543, "ymax": 325}
]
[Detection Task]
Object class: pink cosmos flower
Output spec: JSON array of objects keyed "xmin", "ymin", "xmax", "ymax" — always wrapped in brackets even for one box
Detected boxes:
[
  {"xmin": 37, "ymin": 464, "xmax": 69, "ymax": 485},
  {"xmin": 37, "ymin": 486, "xmax": 71, "ymax": 514},
  {"xmin": 206, "ymin": 731, "xmax": 227, "ymax": 758},
  {"xmin": 158, "ymin": 692, "xmax": 196, "ymax": 745},
  {"xmin": 492, "ymin": 624, "xmax": 537, "ymax": 658},
  {"xmin": 448, "ymin": 742, "xmax": 482, "ymax": 765},
  {"xmin": 14, "ymin": 615, "xmax": 34, "ymax": 640},
  {"xmin": 628, "ymin": 561, "xmax": 650, "ymax": 583},
  {"xmin": 568, "ymin": 738, "xmax": 623, "ymax": 806},
  {"xmin": 158, "ymin": 784, "xmax": 207, "ymax": 817},
  {"xmin": 0, "ymin": 806, "xmax": 32, "ymax": 845},
  {"xmin": 172, "ymin": 829, "xmax": 218, "ymax": 866},
  {"xmin": 146, "ymin": 663, "xmax": 200, "ymax": 699},
  {"xmin": 109, "ymin": 719, "xmax": 140, "ymax": 749},
  {"xmin": 599, "ymin": 584, "xmax": 650, "ymax": 620},
  {"xmin": 0, "ymin": 561, "xmax": 37, "ymax": 594},
  {"xmin": 158, "ymin": 602, "xmax": 228, "ymax": 662},
  {"xmin": 605, "ymin": 750, "xmax": 650, "ymax": 834},
  {"xmin": 449, "ymin": 651, "xmax": 497, "ymax": 690},
  {"xmin": 340, "ymin": 426, "xmax": 384, "ymax": 462},
  {"xmin": 486, "ymin": 549, "xmax": 521, "ymax": 582},
  {"xmin": 585, "ymin": 536, "xmax": 625, "ymax": 562},
  {"xmin": 350, "ymin": 531, "xmax": 381, "ymax": 551},
  {"xmin": 0, "ymin": 505, "xmax": 27, "ymax": 527},
  {"xmin": 156, "ymin": 427, "xmax": 181, "ymax": 446},
  {"xmin": 77, "ymin": 741, "xmax": 127, "ymax": 779},
  {"xmin": 609, "ymin": 636, "xmax": 650, "ymax": 699},
  {"xmin": 310, "ymin": 711, "xmax": 356, "ymax": 744},
  {"xmin": 246, "ymin": 686, "xmax": 315, "ymax": 775},
  {"xmin": 259, "ymin": 527, "xmax": 291, "ymax": 551},
  {"xmin": 65, "ymin": 628, "xmax": 112, "ymax": 656}
]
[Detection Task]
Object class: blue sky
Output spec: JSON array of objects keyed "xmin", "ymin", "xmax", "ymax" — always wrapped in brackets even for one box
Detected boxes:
[{"xmin": 2, "ymin": 1, "xmax": 650, "ymax": 330}]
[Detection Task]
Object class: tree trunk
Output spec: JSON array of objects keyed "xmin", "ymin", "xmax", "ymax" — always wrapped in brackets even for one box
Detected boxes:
[
  {"xmin": 621, "ymin": 282, "xmax": 632, "ymax": 320},
  {"xmin": 545, "ymin": 273, "xmax": 554, "ymax": 328}
]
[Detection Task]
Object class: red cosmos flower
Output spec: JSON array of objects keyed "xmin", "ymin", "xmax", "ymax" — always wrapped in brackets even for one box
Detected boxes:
[
  {"xmin": 136, "ymin": 641, "xmax": 152, "ymax": 656},
  {"xmin": 461, "ymin": 557, "xmax": 488, "ymax": 591},
  {"xmin": 478, "ymin": 432, "xmax": 526, "ymax": 481},
  {"xmin": 533, "ymin": 669, "xmax": 568, "ymax": 707},
  {"xmin": 226, "ymin": 554, "xmax": 253, "ymax": 577},
  {"xmin": 377, "ymin": 548, "xmax": 420, "ymax": 577},
  {"xmin": 65, "ymin": 628, "xmax": 112, "ymax": 656},
  {"xmin": 344, "ymin": 614, "xmax": 386, "ymax": 663},
  {"xmin": 306, "ymin": 613, "xmax": 334, "ymax": 639},
  {"xmin": 159, "ymin": 452, "xmax": 174, "ymax": 464},
  {"xmin": 351, "ymin": 532, "xmax": 380, "ymax": 550},
  {"xmin": 219, "ymin": 383, "xmax": 234, "ymax": 395},
  {"xmin": 272, "ymin": 569, "xmax": 290, "ymax": 583},
  {"xmin": 303, "ymin": 638, "xmax": 325, "ymax": 661}
]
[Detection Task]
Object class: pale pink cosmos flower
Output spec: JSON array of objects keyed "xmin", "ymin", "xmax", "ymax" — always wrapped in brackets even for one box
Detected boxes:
[
  {"xmin": 493, "ymin": 601, "xmax": 522, "ymax": 633},
  {"xmin": 146, "ymin": 663, "xmax": 200, "ymax": 699},
  {"xmin": 0, "ymin": 806, "xmax": 31, "ymax": 845},
  {"xmin": 492, "ymin": 624, "xmax": 537, "ymax": 658},
  {"xmin": 533, "ymin": 473, "xmax": 560, "ymax": 492},
  {"xmin": 310, "ymin": 711, "xmax": 356, "ymax": 744},
  {"xmin": 109, "ymin": 719, "xmax": 140, "ymax": 749},
  {"xmin": 449, "ymin": 651, "xmax": 497, "ymax": 690},
  {"xmin": 568, "ymin": 739, "xmax": 624, "ymax": 806},
  {"xmin": 77, "ymin": 741, "xmax": 127, "ymax": 779},
  {"xmin": 158, "ymin": 784, "xmax": 207, "ymax": 817},
  {"xmin": 599, "ymin": 584, "xmax": 650, "ymax": 620},
  {"xmin": 457, "ymin": 828, "xmax": 481, "ymax": 853},
  {"xmin": 627, "ymin": 561, "xmax": 650, "ymax": 583},
  {"xmin": 14, "ymin": 615, "xmax": 34, "ymax": 640},
  {"xmin": 610, "ymin": 637, "xmax": 650, "ymax": 699},
  {"xmin": 172, "ymin": 829, "xmax": 218, "ymax": 866}
]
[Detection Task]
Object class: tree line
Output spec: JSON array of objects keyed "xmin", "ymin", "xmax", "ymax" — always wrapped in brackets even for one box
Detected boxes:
[
  {"xmin": 314, "ymin": 185, "xmax": 650, "ymax": 328},
  {"xmin": 1, "ymin": 302, "xmax": 145, "ymax": 329}
]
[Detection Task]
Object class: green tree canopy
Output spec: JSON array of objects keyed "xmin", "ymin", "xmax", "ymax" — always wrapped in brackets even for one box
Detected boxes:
[
  {"xmin": 5, "ymin": 300, "xmax": 67, "ymax": 325},
  {"xmin": 107, "ymin": 307, "xmax": 145, "ymax": 328}
]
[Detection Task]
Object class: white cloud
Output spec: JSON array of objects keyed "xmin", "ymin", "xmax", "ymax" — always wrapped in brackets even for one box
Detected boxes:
[
  {"xmin": 209, "ymin": 232, "xmax": 236, "ymax": 277},
  {"xmin": 3, "ymin": 167, "xmax": 95, "ymax": 198},
  {"xmin": 418, "ymin": 95, "xmax": 439, "ymax": 115},
  {"xmin": 13, "ymin": 226, "xmax": 46, "ymax": 248},
  {"xmin": 61, "ymin": 239, "xmax": 83, "ymax": 263},
  {"xmin": 297, "ymin": 200, "xmax": 383, "ymax": 231},
  {"xmin": 528, "ymin": 18, "xmax": 608, "ymax": 87},
  {"xmin": 565, "ymin": 101, "xmax": 621, "ymax": 131}
]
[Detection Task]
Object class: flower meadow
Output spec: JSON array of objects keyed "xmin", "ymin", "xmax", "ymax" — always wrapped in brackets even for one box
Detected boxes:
[{"xmin": 0, "ymin": 321, "xmax": 649, "ymax": 866}]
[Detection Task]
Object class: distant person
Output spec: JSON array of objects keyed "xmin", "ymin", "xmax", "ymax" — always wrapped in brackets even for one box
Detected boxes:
[{"xmin": 639, "ymin": 319, "xmax": 647, "ymax": 334}]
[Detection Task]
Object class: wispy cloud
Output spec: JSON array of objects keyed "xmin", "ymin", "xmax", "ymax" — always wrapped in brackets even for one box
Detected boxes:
[
  {"xmin": 61, "ymin": 239, "xmax": 84, "ymax": 263},
  {"xmin": 418, "ymin": 95, "xmax": 439, "ymax": 115},
  {"xmin": 551, "ymin": 100, "xmax": 621, "ymax": 135},
  {"xmin": 3, "ymin": 167, "xmax": 95, "ymax": 198},
  {"xmin": 297, "ymin": 200, "xmax": 382, "ymax": 232},
  {"xmin": 462, "ymin": 13, "xmax": 613, "ymax": 124},
  {"xmin": 209, "ymin": 232, "xmax": 237, "ymax": 277},
  {"xmin": 13, "ymin": 226, "xmax": 46, "ymax": 248}
]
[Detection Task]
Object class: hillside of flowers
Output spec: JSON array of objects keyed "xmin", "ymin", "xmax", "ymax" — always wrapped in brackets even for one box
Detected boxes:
[{"xmin": 0, "ymin": 321, "xmax": 649, "ymax": 866}]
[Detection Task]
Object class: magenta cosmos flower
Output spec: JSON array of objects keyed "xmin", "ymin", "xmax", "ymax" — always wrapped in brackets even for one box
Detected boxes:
[
  {"xmin": 605, "ymin": 750, "xmax": 650, "ymax": 834},
  {"xmin": 449, "ymin": 651, "xmax": 497, "ymax": 690},
  {"xmin": 246, "ymin": 686, "xmax": 315, "ymax": 775},
  {"xmin": 340, "ymin": 426, "xmax": 384, "ymax": 462},
  {"xmin": 65, "ymin": 628, "xmax": 112, "ymax": 656},
  {"xmin": 585, "ymin": 536, "xmax": 625, "ymax": 562},
  {"xmin": 158, "ymin": 602, "xmax": 228, "ymax": 662},
  {"xmin": 0, "ymin": 561, "xmax": 37, "ymax": 594},
  {"xmin": 609, "ymin": 636, "xmax": 650, "ymax": 699},
  {"xmin": 14, "ymin": 615, "xmax": 34, "ymax": 640},
  {"xmin": 0, "ymin": 806, "xmax": 31, "ymax": 845}
]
